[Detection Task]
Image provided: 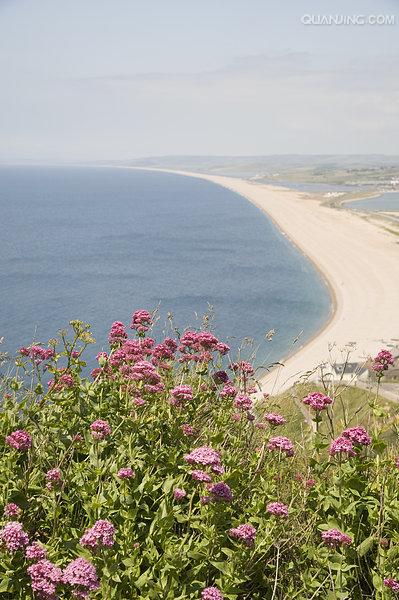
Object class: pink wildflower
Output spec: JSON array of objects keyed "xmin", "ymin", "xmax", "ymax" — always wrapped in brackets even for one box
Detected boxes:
[
  {"xmin": 264, "ymin": 413, "xmax": 287, "ymax": 426},
  {"xmin": 208, "ymin": 482, "xmax": 233, "ymax": 502},
  {"xmin": 130, "ymin": 309, "xmax": 152, "ymax": 333},
  {"xmin": 0, "ymin": 521, "xmax": 29, "ymax": 551},
  {"xmin": 201, "ymin": 586, "xmax": 224, "ymax": 600},
  {"xmin": 6, "ymin": 429, "xmax": 32, "ymax": 451},
  {"xmin": 229, "ymin": 523, "xmax": 257, "ymax": 547},
  {"xmin": 342, "ymin": 426, "xmax": 371, "ymax": 446},
  {"xmin": 303, "ymin": 391, "xmax": 333, "ymax": 411},
  {"xmin": 384, "ymin": 579, "xmax": 399, "ymax": 592},
  {"xmin": 181, "ymin": 423, "xmax": 195, "ymax": 436},
  {"xmin": 219, "ymin": 383, "xmax": 237, "ymax": 398},
  {"xmin": 230, "ymin": 360, "xmax": 254, "ymax": 375},
  {"xmin": 48, "ymin": 371, "xmax": 74, "ymax": 391},
  {"xmin": 4, "ymin": 503, "xmax": 21, "ymax": 518},
  {"xmin": 27, "ymin": 559, "xmax": 62, "ymax": 600},
  {"xmin": 322, "ymin": 528, "xmax": 352, "ymax": 548},
  {"xmin": 184, "ymin": 446, "xmax": 222, "ymax": 468},
  {"xmin": 117, "ymin": 467, "xmax": 135, "ymax": 480},
  {"xmin": 233, "ymin": 393, "xmax": 253, "ymax": 411},
  {"xmin": 126, "ymin": 360, "xmax": 162, "ymax": 388},
  {"xmin": 90, "ymin": 420, "xmax": 111, "ymax": 441},
  {"xmin": 134, "ymin": 397, "xmax": 146, "ymax": 406},
  {"xmin": 152, "ymin": 338, "xmax": 177, "ymax": 365},
  {"xmin": 216, "ymin": 342, "xmax": 230, "ymax": 355},
  {"xmin": 191, "ymin": 470, "xmax": 212, "ymax": 482},
  {"xmin": 108, "ymin": 321, "xmax": 127, "ymax": 345},
  {"xmin": 96, "ymin": 351, "xmax": 108, "ymax": 364},
  {"xmin": 372, "ymin": 349, "xmax": 394, "ymax": 374},
  {"xmin": 19, "ymin": 345, "xmax": 54, "ymax": 363},
  {"xmin": 329, "ymin": 436, "xmax": 356, "ymax": 458},
  {"xmin": 173, "ymin": 488, "xmax": 187, "ymax": 501},
  {"xmin": 26, "ymin": 542, "xmax": 48, "ymax": 561},
  {"xmin": 267, "ymin": 436, "xmax": 295, "ymax": 457},
  {"xmin": 45, "ymin": 469, "xmax": 62, "ymax": 490},
  {"xmin": 267, "ymin": 502, "xmax": 289, "ymax": 517},
  {"xmin": 80, "ymin": 519, "xmax": 115, "ymax": 550},
  {"xmin": 211, "ymin": 463, "xmax": 225, "ymax": 475},
  {"xmin": 170, "ymin": 385, "xmax": 193, "ymax": 406},
  {"xmin": 63, "ymin": 557, "xmax": 100, "ymax": 598}
]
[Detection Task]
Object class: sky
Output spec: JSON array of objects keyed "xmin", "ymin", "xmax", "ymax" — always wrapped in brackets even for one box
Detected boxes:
[{"xmin": 0, "ymin": 0, "xmax": 398, "ymax": 161}]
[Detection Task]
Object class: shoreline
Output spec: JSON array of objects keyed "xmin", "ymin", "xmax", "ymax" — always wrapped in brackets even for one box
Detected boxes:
[{"xmin": 122, "ymin": 167, "xmax": 399, "ymax": 392}]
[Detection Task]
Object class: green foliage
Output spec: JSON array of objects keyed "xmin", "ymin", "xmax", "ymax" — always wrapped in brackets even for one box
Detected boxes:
[{"xmin": 1, "ymin": 319, "xmax": 399, "ymax": 599}]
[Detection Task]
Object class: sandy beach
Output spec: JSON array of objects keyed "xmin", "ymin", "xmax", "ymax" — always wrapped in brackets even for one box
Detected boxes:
[{"xmin": 132, "ymin": 168, "xmax": 399, "ymax": 393}]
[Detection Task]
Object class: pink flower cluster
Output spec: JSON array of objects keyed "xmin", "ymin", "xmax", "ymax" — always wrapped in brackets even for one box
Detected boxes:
[
  {"xmin": 181, "ymin": 423, "xmax": 195, "ymax": 436},
  {"xmin": 63, "ymin": 557, "xmax": 100, "ymax": 599},
  {"xmin": 202, "ymin": 587, "xmax": 224, "ymax": 600},
  {"xmin": 191, "ymin": 470, "xmax": 212, "ymax": 482},
  {"xmin": 329, "ymin": 436, "xmax": 356, "ymax": 458},
  {"xmin": 184, "ymin": 446, "xmax": 222, "ymax": 469},
  {"xmin": 173, "ymin": 488, "xmax": 187, "ymax": 501},
  {"xmin": 19, "ymin": 345, "xmax": 55, "ymax": 363},
  {"xmin": 267, "ymin": 436, "xmax": 295, "ymax": 457},
  {"xmin": 152, "ymin": 338, "xmax": 177, "ymax": 367},
  {"xmin": 0, "ymin": 521, "xmax": 29, "ymax": 552},
  {"xmin": 121, "ymin": 360, "xmax": 164, "ymax": 393},
  {"xmin": 108, "ymin": 321, "xmax": 128, "ymax": 345},
  {"xmin": 233, "ymin": 393, "xmax": 253, "ymax": 411},
  {"xmin": 4, "ymin": 503, "xmax": 21, "ymax": 518},
  {"xmin": 267, "ymin": 502, "xmax": 289, "ymax": 517},
  {"xmin": 134, "ymin": 396, "xmax": 146, "ymax": 407},
  {"xmin": 46, "ymin": 468, "xmax": 62, "ymax": 489},
  {"xmin": 170, "ymin": 384, "xmax": 193, "ymax": 406},
  {"xmin": 80, "ymin": 519, "xmax": 115, "ymax": 551},
  {"xmin": 302, "ymin": 391, "xmax": 333, "ymax": 411},
  {"xmin": 178, "ymin": 330, "xmax": 229, "ymax": 363},
  {"xmin": 26, "ymin": 542, "xmax": 48, "ymax": 561},
  {"xmin": 263, "ymin": 413, "xmax": 286, "ymax": 426},
  {"xmin": 321, "ymin": 528, "xmax": 352, "ymax": 548},
  {"xmin": 342, "ymin": 426, "xmax": 371, "ymax": 447},
  {"xmin": 27, "ymin": 559, "xmax": 63, "ymax": 600},
  {"xmin": 372, "ymin": 349, "xmax": 395, "ymax": 374},
  {"xmin": 117, "ymin": 467, "xmax": 135, "ymax": 480},
  {"xmin": 130, "ymin": 309, "xmax": 153, "ymax": 333},
  {"xmin": 48, "ymin": 371, "xmax": 74, "ymax": 391},
  {"xmin": 90, "ymin": 420, "xmax": 111, "ymax": 441},
  {"xmin": 384, "ymin": 578, "xmax": 399, "ymax": 592},
  {"xmin": 230, "ymin": 360, "xmax": 254, "ymax": 375},
  {"xmin": 219, "ymin": 383, "xmax": 237, "ymax": 399},
  {"xmin": 208, "ymin": 482, "xmax": 233, "ymax": 502},
  {"xmin": 228, "ymin": 523, "xmax": 257, "ymax": 546},
  {"xmin": 6, "ymin": 429, "xmax": 32, "ymax": 451}
]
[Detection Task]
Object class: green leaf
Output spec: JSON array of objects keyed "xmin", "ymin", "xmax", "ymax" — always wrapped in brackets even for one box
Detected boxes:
[{"xmin": 357, "ymin": 535, "xmax": 375, "ymax": 557}]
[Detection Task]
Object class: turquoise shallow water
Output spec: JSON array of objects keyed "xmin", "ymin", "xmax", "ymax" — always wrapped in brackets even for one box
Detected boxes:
[{"xmin": 0, "ymin": 167, "xmax": 331, "ymax": 367}]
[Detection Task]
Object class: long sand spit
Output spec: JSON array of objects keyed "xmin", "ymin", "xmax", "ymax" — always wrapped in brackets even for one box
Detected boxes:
[{"xmin": 130, "ymin": 168, "xmax": 399, "ymax": 393}]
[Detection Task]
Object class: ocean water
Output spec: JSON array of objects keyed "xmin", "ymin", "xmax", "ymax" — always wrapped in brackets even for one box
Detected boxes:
[
  {"xmin": 345, "ymin": 192, "xmax": 399, "ymax": 212},
  {"xmin": 0, "ymin": 166, "xmax": 330, "ymax": 368}
]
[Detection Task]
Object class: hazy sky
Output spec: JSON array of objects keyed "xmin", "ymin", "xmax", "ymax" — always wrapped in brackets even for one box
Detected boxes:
[{"xmin": 1, "ymin": 0, "xmax": 398, "ymax": 161}]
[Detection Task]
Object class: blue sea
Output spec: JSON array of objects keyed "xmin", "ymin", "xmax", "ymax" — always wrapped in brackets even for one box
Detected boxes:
[
  {"xmin": 345, "ymin": 192, "xmax": 399, "ymax": 213},
  {"xmin": 0, "ymin": 166, "xmax": 331, "ymax": 368}
]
